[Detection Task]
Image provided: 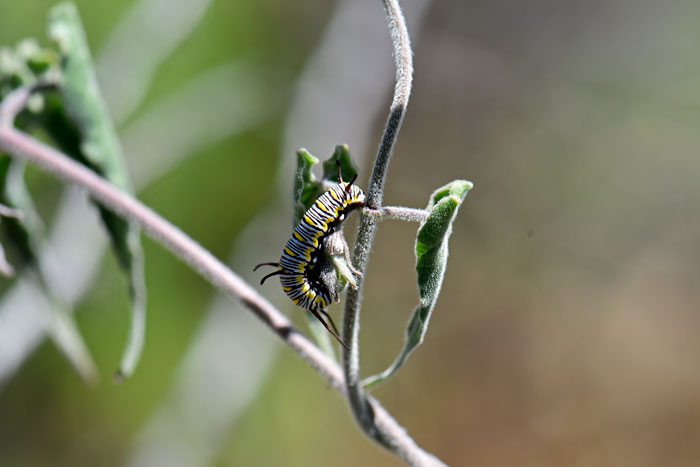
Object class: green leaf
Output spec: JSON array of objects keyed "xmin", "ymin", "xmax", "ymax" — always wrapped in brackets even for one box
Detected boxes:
[
  {"xmin": 1, "ymin": 39, "xmax": 59, "ymax": 106},
  {"xmin": 292, "ymin": 148, "xmax": 320, "ymax": 228},
  {"xmin": 15, "ymin": 38, "xmax": 59, "ymax": 76},
  {"xmin": 292, "ymin": 145, "xmax": 360, "ymax": 226},
  {"xmin": 48, "ymin": 2, "xmax": 147, "ymax": 381},
  {"xmin": 0, "ymin": 155, "xmax": 98, "ymax": 385},
  {"xmin": 363, "ymin": 179, "xmax": 473, "ymax": 388},
  {"xmin": 321, "ymin": 144, "xmax": 358, "ymax": 184}
]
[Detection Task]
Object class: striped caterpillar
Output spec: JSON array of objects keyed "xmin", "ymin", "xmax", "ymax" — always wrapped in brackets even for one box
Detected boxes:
[{"xmin": 255, "ymin": 169, "xmax": 365, "ymax": 347}]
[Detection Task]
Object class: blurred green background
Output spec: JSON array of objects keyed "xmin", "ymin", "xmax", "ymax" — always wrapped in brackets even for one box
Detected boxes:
[{"xmin": 2, "ymin": 0, "xmax": 700, "ymax": 466}]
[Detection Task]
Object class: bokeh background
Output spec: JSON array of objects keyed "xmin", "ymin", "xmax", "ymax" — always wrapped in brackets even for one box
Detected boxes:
[{"xmin": 2, "ymin": 0, "xmax": 700, "ymax": 466}]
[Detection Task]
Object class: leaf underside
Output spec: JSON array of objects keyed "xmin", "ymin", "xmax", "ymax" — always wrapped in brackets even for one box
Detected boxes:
[{"xmin": 363, "ymin": 179, "xmax": 473, "ymax": 388}]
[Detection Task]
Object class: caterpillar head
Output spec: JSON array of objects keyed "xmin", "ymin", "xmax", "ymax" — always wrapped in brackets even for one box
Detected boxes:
[
  {"xmin": 341, "ymin": 181, "xmax": 365, "ymax": 207},
  {"xmin": 335, "ymin": 160, "xmax": 365, "ymax": 207}
]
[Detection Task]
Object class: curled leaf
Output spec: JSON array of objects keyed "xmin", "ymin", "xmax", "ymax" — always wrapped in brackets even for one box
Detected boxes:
[
  {"xmin": 321, "ymin": 144, "xmax": 358, "ymax": 184},
  {"xmin": 292, "ymin": 145, "xmax": 359, "ymax": 220},
  {"xmin": 363, "ymin": 180, "xmax": 473, "ymax": 388},
  {"xmin": 326, "ymin": 234, "xmax": 358, "ymax": 291}
]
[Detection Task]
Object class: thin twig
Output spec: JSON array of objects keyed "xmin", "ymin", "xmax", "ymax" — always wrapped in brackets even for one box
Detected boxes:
[
  {"xmin": 0, "ymin": 85, "xmax": 444, "ymax": 466},
  {"xmin": 340, "ymin": 2, "xmax": 442, "ymax": 465},
  {"xmin": 367, "ymin": 206, "xmax": 429, "ymax": 223}
]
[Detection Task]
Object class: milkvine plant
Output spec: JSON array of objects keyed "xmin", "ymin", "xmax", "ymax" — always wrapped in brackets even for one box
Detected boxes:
[{"xmin": 0, "ymin": 1, "xmax": 471, "ymax": 466}]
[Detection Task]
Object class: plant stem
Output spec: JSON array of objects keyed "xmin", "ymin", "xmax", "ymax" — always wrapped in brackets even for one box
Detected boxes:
[
  {"xmin": 0, "ymin": 85, "xmax": 444, "ymax": 466},
  {"xmin": 341, "ymin": 1, "xmax": 439, "ymax": 464}
]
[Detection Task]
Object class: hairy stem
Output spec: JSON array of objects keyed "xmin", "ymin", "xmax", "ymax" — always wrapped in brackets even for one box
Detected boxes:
[
  {"xmin": 0, "ymin": 86, "xmax": 444, "ymax": 466},
  {"xmin": 340, "ymin": 2, "xmax": 442, "ymax": 465},
  {"xmin": 368, "ymin": 206, "xmax": 429, "ymax": 223}
]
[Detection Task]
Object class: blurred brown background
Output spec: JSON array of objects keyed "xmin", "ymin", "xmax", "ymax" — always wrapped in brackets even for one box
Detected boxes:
[{"xmin": 1, "ymin": 0, "xmax": 700, "ymax": 466}]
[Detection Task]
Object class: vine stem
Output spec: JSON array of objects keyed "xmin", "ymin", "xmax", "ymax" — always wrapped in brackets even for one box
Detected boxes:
[
  {"xmin": 0, "ymin": 86, "xmax": 444, "ymax": 465},
  {"xmin": 339, "ymin": 2, "xmax": 444, "ymax": 465}
]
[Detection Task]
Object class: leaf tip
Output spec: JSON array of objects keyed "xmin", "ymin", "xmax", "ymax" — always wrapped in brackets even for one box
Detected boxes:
[
  {"xmin": 47, "ymin": 2, "xmax": 78, "ymax": 40},
  {"xmin": 431, "ymin": 179, "xmax": 473, "ymax": 206},
  {"xmin": 296, "ymin": 148, "xmax": 319, "ymax": 165}
]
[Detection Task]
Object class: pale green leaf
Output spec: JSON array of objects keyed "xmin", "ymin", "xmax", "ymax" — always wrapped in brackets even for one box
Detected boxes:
[
  {"xmin": 321, "ymin": 144, "xmax": 358, "ymax": 184},
  {"xmin": 363, "ymin": 180, "xmax": 473, "ymax": 387}
]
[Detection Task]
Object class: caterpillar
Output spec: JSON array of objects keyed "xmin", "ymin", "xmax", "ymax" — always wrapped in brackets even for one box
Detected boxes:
[{"xmin": 255, "ymin": 168, "xmax": 365, "ymax": 347}]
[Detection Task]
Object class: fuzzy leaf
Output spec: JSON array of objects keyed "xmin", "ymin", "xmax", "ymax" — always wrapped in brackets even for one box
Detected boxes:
[
  {"xmin": 321, "ymin": 144, "xmax": 358, "ymax": 184},
  {"xmin": 48, "ymin": 2, "xmax": 147, "ymax": 381},
  {"xmin": 363, "ymin": 180, "xmax": 473, "ymax": 388},
  {"xmin": 292, "ymin": 145, "xmax": 359, "ymax": 225}
]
